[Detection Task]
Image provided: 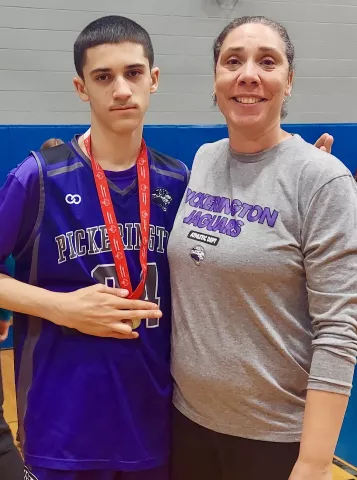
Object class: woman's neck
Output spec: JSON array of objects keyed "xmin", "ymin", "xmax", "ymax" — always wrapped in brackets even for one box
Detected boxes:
[{"xmin": 228, "ymin": 122, "xmax": 291, "ymax": 154}]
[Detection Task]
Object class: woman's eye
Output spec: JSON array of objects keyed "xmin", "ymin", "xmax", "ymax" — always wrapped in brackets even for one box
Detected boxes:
[
  {"xmin": 261, "ymin": 59, "xmax": 275, "ymax": 67},
  {"xmin": 227, "ymin": 58, "xmax": 241, "ymax": 66}
]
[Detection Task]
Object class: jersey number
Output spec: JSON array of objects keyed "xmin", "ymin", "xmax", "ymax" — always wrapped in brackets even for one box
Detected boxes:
[{"xmin": 91, "ymin": 263, "xmax": 161, "ymax": 328}]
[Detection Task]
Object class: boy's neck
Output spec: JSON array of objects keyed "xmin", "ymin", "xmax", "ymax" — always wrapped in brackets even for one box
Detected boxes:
[{"xmin": 78, "ymin": 120, "xmax": 144, "ymax": 172}]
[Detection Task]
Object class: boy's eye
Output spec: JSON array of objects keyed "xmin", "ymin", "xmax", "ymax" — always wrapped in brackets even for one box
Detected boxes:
[
  {"xmin": 96, "ymin": 74, "xmax": 110, "ymax": 81},
  {"xmin": 127, "ymin": 70, "xmax": 142, "ymax": 77}
]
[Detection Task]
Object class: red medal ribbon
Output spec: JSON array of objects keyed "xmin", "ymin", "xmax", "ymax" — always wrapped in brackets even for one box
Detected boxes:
[{"xmin": 83, "ymin": 129, "xmax": 150, "ymax": 299}]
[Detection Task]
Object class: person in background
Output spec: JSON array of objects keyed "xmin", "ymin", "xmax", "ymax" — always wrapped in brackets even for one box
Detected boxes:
[
  {"xmin": 0, "ymin": 255, "xmax": 23, "ymax": 480},
  {"xmin": 40, "ymin": 138, "xmax": 64, "ymax": 149}
]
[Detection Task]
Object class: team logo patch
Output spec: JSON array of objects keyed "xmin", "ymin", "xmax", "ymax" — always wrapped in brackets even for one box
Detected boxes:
[
  {"xmin": 190, "ymin": 245, "xmax": 206, "ymax": 266},
  {"xmin": 65, "ymin": 194, "xmax": 81, "ymax": 205},
  {"xmin": 24, "ymin": 466, "xmax": 39, "ymax": 480},
  {"xmin": 152, "ymin": 188, "xmax": 172, "ymax": 212}
]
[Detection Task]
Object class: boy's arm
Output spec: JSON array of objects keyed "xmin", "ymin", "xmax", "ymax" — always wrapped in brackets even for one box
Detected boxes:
[{"xmin": 0, "ymin": 161, "xmax": 162, "ymax": 340}]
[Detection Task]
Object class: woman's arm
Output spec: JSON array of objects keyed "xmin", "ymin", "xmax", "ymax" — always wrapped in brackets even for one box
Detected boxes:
[
  {"xmin": 290, "ymin": 174, "xmax": 357, "ymax": 479},
  {"xmin": 290, "ymin": 390, "xmax": 348, "ymax": 479}
]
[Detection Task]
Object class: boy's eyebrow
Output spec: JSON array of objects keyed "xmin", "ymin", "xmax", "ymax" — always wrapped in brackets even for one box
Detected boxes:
[
  {"xmin": 126, "ymin": 63, "xmax": 146, "ymax": 69},
  {"xmin": 90, "ymin": 63, "xmax": 147, "ymax": 75},
  {"xmin": 90, "ymin": 67, "xmax": 111, "ymax": 75}
]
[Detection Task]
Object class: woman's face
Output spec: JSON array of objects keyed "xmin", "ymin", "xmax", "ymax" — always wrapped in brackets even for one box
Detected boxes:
[{"xmin": 214, "ymin": 23, "xmax": 294, "ymax": 134}]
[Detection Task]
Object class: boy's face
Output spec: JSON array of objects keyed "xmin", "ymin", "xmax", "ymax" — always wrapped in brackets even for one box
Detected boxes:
[{"xmin": 73, "ymin": 42, "xmax": 159, "ymax": 135}]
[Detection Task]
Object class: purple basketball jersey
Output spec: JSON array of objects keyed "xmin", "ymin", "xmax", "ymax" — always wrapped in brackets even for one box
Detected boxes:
[{"xmin": 0, "ymin": 137, "xmax": 189, "ymax": 471}]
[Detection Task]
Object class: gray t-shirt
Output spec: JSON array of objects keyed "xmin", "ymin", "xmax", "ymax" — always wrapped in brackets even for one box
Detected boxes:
[{"xmin": 168, "ymin": 134, "xmax": 357, "ymax": 442}]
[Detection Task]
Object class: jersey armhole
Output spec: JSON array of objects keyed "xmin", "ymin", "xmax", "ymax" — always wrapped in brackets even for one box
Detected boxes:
[{"xmin": 15, "ymin": 153, "xmax": 45, "ymax": 260}]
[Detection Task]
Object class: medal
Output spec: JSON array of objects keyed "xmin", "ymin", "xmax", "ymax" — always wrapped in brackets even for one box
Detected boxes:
[
  {"xmin": 131, "ymin": 319, "xmax": 142, "ymax": 330},
  {"xmin": 83, "ymin": 129, "xmax": 151, "ymax": 328}
]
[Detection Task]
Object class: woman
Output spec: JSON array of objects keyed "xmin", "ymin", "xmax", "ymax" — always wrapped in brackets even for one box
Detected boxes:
[{"xmin": 168, "ymin": 16, "xmax": 357, "ymax": 480}]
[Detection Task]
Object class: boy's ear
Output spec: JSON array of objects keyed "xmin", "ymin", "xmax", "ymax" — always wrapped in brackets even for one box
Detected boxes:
[
  {"xmin": 150, "ymin": 67, "xmax": 160, "ymax": 94},
  {"xmin": 73, "ymin": 76, "xmax": 89, "ymax": 102}
]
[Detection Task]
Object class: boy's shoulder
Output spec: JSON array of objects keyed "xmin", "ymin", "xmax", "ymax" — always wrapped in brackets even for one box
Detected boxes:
[
  {"xmin": 32, "ymin": 140, "xmax": 83, "ymax": 172},
  {"xmin": 148, "ymin": 147, "xmax": 189, "ymax": 184}
]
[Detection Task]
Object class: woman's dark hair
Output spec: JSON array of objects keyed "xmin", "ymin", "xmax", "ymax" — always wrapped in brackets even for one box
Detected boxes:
[
  {"xmin": 213, "ymin": 16, "xmax": 295, "ymax": 118},
  {"xmin": 74, "ymin": 15, "xmax": 154, "ymax": 79}
]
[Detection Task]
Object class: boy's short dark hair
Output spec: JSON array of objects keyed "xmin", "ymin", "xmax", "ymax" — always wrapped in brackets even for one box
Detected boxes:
[{"xmin": 74, "ymin": 15, "xmax": 154, "ymax": 78}]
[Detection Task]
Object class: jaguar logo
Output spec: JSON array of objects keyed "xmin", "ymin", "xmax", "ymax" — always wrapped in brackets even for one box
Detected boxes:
[
  {"xmin": 152, "ymin": 188, "xmax": 172, "ymax": 212},
  {"xmin": 190, "ymin": 245, "xmax": 206, "ymax": 266}
]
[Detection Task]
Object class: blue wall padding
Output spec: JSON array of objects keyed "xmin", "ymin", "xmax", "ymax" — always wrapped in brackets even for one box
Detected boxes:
[{"xmin": 0, "ymin": 124, "xmax": 356, "ymax": 184}]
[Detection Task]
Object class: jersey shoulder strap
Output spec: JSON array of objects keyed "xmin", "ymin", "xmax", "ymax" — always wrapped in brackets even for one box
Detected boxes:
[
  {"xmin": 148, "ymin": 147, "xmax": 189, "ymax": 183},
  {"xmin": 31, "ymin": 143, "xmax": 77, "ymax": 166}
]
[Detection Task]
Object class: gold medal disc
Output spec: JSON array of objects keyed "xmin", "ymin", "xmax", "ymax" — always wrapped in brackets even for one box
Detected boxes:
[{"xmin": 131, "ymin": 318, "xmax": 142, "ymax": 330}]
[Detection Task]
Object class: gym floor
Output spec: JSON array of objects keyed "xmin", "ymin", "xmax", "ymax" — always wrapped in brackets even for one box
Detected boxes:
[{"xmin": 1, "ymin": 349, "xmax": 356, "ymax": 479}]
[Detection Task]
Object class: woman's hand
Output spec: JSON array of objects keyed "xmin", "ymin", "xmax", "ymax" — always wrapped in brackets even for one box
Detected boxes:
[
  {"xmin": 289, "ymin": 459, "xmax": 332, "ymax": 480},
  {"xmin": 314, "ymin": 133, "xmax": 334, "ymax": 153}
]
